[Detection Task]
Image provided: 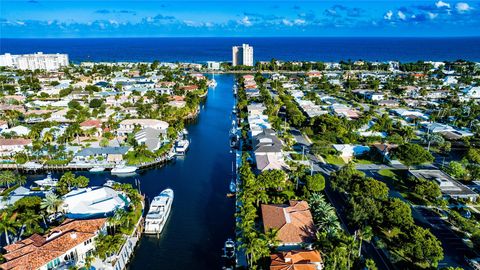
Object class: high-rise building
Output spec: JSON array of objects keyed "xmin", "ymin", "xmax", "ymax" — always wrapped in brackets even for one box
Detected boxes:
[
  {"xmin": 0, "ymin": 52, "xmax": 69, "ymax": 71},
  {"xmin": 232, "ymin": 44, "xmax": 253, "ymax": 66}
]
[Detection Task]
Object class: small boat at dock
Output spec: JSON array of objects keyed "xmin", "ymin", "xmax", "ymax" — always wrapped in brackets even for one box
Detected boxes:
[
  {"xmin": 144, "ymin": 188, "xmax": 174, "ymax": 234},
  {"xmin": 89, "ymin": 166, "xmax": 106, "ymax": 173},
  {"xmin": 229, "ymin": 180, "xmax": 236, "ymax": 193},
  {"xmin": 34, "ymin": 173, "xmax": 58, "ymax": 187},
  {"xmin": 223, "ymin": 239, "xmax": 235, "ymax": 259},
  {"xmin": 111, "ymin": 164, "xmax": 138, "ymax": 175},
  {"xmin": 175, "ymin": 140, "xmax": 190, "ymax": 155}
]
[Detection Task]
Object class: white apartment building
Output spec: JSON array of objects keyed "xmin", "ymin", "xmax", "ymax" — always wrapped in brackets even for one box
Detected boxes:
[
  {"xmin": 0, "ymin": 52, "xmax": 69, "ymax": 71},
  {"xmin": 206, "ymin": 61, "xmax": 221, "ymax": 70},
  {"xmin": 232, "ymin": 44, "xmax": 254, "ymax": 66}
]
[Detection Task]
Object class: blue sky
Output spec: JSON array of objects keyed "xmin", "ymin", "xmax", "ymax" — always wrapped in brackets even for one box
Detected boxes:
[{"xmin": 1, "ymin": 0, "xmax": 479, "ymax": 38}]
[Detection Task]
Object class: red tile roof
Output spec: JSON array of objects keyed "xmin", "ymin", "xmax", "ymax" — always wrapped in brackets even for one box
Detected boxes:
[
  {"xmin": 261, "ymin": 201, "xmax": 315, "ymax": 244},
  {"xmin": 0, "ymin": 138, "xmax": 32, "ymax": 146},
  {"xmin": 80, "ymin": 119, "xmax": 102, "ymax": 128},
  {"xmin": 270, "ymin": 250, "xmax": 323, "ymax": 270},
  {"xmin": 1, "ymin": 218, "xmax": 106, "ymax": 270}
]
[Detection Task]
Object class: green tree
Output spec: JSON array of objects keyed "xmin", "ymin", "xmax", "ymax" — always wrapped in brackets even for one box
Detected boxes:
[
  {"xmin": 41, "ymin": 193, "xmax": 63, "ymax": 215},
  {"xmin": 399, "ymin": 225, "xmax": 444, "ymax": 268},
  {"xmin": 94, "ymin": 234, "xmax": 124, "ymax": 260},
  {"xmin": 18, "ymin": 210, "xmax": 43, "ymax": 237},
  {"xmin": 445, "ymin": 161, "xmax": 467, "ymax": 179},
  {"xmin": 414, "ymin": 178, "xmax": 442, "ymax": 202},
  {"xmin": 383, "ymin": 198, "xmax": 413, "ymax": 229},
  {"xmin": 0, "ymin": 212, "xmax": 18, "ymax": 245},
  {"xmin": 305, "ymin": 174, "xmax": 325, "ymax": 192},
  {"xmin": 89, "ymin": 98, "xmax": 103, "ymax": 108},
  {"xmin": 395, "ymin": 143, "xmax": 434, "ymax": 168}
]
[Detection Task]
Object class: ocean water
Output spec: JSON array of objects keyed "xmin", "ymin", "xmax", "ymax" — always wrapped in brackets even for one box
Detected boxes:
[{"xmin": 1, "ymin": 37, "xmax": 479, "ymax": 63}]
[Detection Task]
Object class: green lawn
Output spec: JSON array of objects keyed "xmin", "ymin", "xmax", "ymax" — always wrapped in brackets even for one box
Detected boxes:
[
  {"xmin": 355, "ymin": 159, "xmax": 374, "ymax": 164},
  {"xmin": 325, "ymin": 155, "xmax": 345, "ymax": 165},
  {"xmin": 378, "ymin": 169, "xmax": 397, "ymax": 179}
]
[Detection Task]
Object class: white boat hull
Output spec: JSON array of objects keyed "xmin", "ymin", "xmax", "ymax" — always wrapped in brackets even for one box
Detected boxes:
[
  {"xmin": 144, "ymin": 189, "xmax": 174, "ymax": 234},
  {"xmin": 111, "ymin": 166, "xmax": 137, "ymax": 174}
]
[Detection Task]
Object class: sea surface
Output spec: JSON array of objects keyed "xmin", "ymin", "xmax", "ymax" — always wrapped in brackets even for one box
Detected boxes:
[
  {"xmin": 28, "ymin": 74, "xmax": 236, "ymax": 270},
  {"xmin": 1, "ymin": 37, "xmax": 480, "ymax": 62}
]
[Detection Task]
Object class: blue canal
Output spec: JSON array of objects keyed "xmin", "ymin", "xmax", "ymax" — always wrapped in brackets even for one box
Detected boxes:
[{"xmin": 30, "ymin": 74, "xmax": 236, "ymax": 269}]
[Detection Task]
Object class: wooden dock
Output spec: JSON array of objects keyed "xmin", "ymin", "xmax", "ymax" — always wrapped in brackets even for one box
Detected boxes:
[{"xmin": 0, "ymin": 153, "xmax": 175, "ymax": 173}]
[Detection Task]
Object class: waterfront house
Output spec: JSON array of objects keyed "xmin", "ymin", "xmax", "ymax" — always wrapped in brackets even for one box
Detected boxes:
[
  {"xmin": 270, "ymin": 250, "xmax": 323, "ymax": 270},
  {"xmin": 0, "ymin": 138, "xmax": 32, "ymax": 156},
  {"xmin": 134, "ymin": 127, "xmax": 167, "ymax": 151},
  {"xmin": 0, "ymin": 125, "xmax": 30, "ymax": 136},
  {"xmin": 253, "ymin": 130, "xmax": 288, "ymax": 172},
  {"xmin": 261, "ymin": 200, "xmax": 315, "ymax": 247},
  {"xmin": 80, "ymin": 119, "xmax": 103, "ymax": 137},
  {"xmin": 117, "ymin": 119, "xmax": 169, "ymax": 136},
  {"xmin": 0, "ymin": 218, "xmax": 107, "ymax": 270},
  {"xmin": 62, "ymin": 186, "xmax": 129, "ymax": 219},
  {"xmin": 73, "ymin": 146, "xmax": 131, "ymax": 163}
]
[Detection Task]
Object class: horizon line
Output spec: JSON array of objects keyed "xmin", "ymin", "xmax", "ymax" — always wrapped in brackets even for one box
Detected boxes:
[{"xmin": 2, "ymin": 36, "xmax": 480, "ymax": 39}]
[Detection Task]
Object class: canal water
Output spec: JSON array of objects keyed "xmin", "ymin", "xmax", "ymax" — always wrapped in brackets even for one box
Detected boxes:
[
  {"xmin": 127, "ymin": 74, "xmax": 236, "ymax": 269},
  {"xmin": 30, "ymin": 74, "xmax": 236, "ymax": 269}
]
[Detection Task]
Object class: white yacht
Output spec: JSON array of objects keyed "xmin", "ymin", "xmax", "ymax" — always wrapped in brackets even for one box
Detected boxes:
[
  {"xmin": 144, "ymin": 188, "xmax": 174, "ymax": 234},
  {"xmin": 34, "ymin": 173, "xmax": 58, "ymax": 187},
  {"xmin": 208, "ymin": 79, "xmax": 217, "ymax": 88},
  {"xmin": 111, "ymin": 164, "xmax": 138, "ymax": 175},
  {"xmin": 89, "ymin": 166, "xmax": 106, "ymax": 173},
  {"xmin": 175, "ymin": 139, "xmax": 190, "ymax": 155}
]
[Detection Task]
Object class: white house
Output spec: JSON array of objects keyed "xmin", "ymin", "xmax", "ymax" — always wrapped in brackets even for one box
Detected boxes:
[
  {"xmin": 464, "ymin": 86, "xmax": 480, "ymax": 99},
  {"xmin": 62, "ymin": 186, "xmax": 129, "ymax": 219},
  {"xmin": 0, "ymin": 138, "xmax": 32, "ymax": 156},
  {"xmin": 0, "ymin": 218, "xmax": 107, "ymax": 270},
  {"xmin": 333, "ymin": 144, "xmax": 370, "ymax": 162},
  {"xmin": 117, "ymin": 119, "xmax": 169, "ymax": 135}
]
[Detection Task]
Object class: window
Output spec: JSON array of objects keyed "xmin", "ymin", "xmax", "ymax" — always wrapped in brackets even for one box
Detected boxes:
[
  {"xmin": 84, "ymin": 238, "xmax": 92, "ymax": 246},
  {"xmin": 46, "ymin": 258, "xmax": 60, "ymax": 270}
]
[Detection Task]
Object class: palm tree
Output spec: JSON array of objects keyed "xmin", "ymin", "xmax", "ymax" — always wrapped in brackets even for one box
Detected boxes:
[
  {"xmin": 0, "ymin": 171, "xmax": 16, "ymax": 188},
  {"xmin": 42, "ymin": 131, "xmax": 54, "ymax": 144},
  {"xmin": 356, "ymin": 226, "xmax": 373, "ymax": 257},
  {"xmin": 0, "ymin": 212, "xmax": 18, "ymax": 245},
  {"xmin": 18, "ymin": 210, "xmax": 42, "ymax": 237},
  {"xmin": 41, "ymin": 193, "xmax": 63, "ymax": 215}
]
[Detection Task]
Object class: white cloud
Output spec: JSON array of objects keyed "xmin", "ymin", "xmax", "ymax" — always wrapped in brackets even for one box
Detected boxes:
[
  {"xmin": 435, "ymin": 1, "xmax": 450, "ymax": 8},
  {"xmin": 428, "ymin": 12, "xmax": 438, "ymax": 19},
  {"xmin": 456, "ymin": 2, "xmax": 472, "ymax": 12},
  {"xmin": 384, "ymin": 10, "xmax": 393, "ymax": 20},
  {"xmin": 239, "ymin": 16, "xmax": 252, "ymax": 26},
  {"xmin": 294, "ymin": 19, "xmax": 306, "ymax": 25},
  {"xmin": 397, "ymin": 11, "xmax": 406, "ymax": 20},
  {"xmin": 282, "ymin": 19, "xmax": 293, "ymax": 26}
]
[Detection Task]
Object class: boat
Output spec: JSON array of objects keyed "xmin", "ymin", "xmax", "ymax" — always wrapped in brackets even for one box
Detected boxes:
[
  {"xmin": 103, "ymin": 179, "xmax": 117, "ymax": 187},
  {"xmin": 144, "ymin": 188, "xmax": 174, "ymax": 234},
  {"xmin": 222, "ymin": 239, "xmax": 235, "ymax": 259},
  {"xmin": 208, "ymin": 79, "xmax": 217, "ymax": 88},
  {"xmin": 89, "ymin": 166, "xmax": 105, "ymax": 173},
  {"xmin": 34, "ymin": 173, "xmax": 58, "ymax": 187},
  {"xmin": 229, "ymin": 180, "xmax": 236, "ymax": 193},
  {"xmin": 175, "ymin": 139, "xmax": 190, "ymax": 155},
  {"xmin": 182, "ymin": 128, "xmax": 189, "ymax": 135},
  {"xmin": 229, "ymin": 134, "xmax": 238, "ymax": 149},
  {"xmin": 111, "ymin": 164, "xmax": 138, "ymax": 175},
  {"xmin": 233, "ymin": 85, "xmax": 238, "ymax": 96}
]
